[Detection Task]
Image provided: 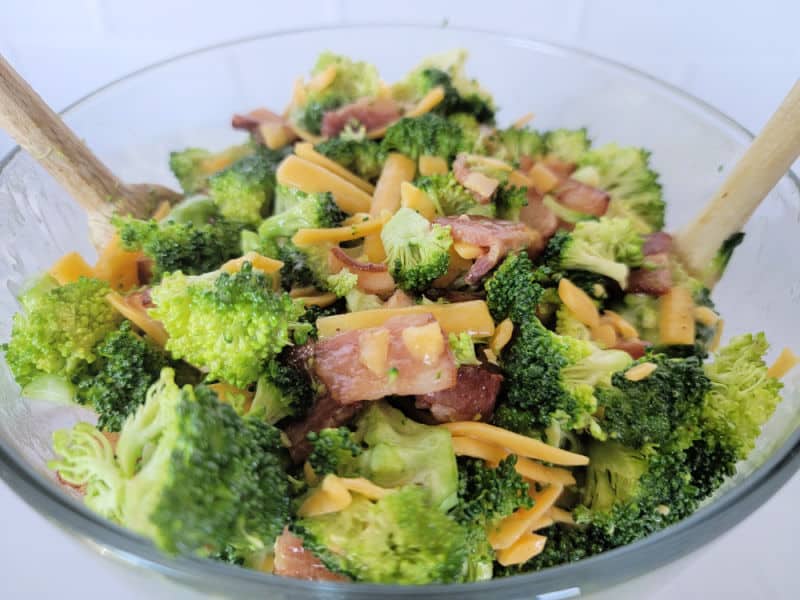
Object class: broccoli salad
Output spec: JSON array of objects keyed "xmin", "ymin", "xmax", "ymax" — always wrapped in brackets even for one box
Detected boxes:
[{"xmin": 3, "ymin": 49, "xmax": 797, "ymax": 584}]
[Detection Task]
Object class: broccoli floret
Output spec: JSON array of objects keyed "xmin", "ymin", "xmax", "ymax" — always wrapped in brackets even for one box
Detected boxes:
[
  {"xmin": 495, "ymin": 184, "xmax": 528, "ymax": 221},
  {"xmin": 48, "ymin": 422, "xmax": 124, "ymax": 521},
  {"xmin": 448, "ymin": 332, "xmax": 481, "ymax": 366},
  {"xmin": 555, "ymin": 305, "xmax": 592, "ymax": 341},
  {"xmin": 543, "ymin": 218, "xmax": 644, "ymax": 289},
  {"xmin": 381, "ymin": 114, "xmax": 465, "ymax": 161},
  {"xmin": 414, "ymin": 172, "xmax": 495, "ymax": 217},
  {"xmin": 380, "ymin": 207, "xmax": 452, "ymax": 292},
  {"xmin": 294, "ymin": 486, "xmax": 467, "ymax": 583},
  {"xmin": 393, "ymin": 49, "xmax": 495, "ymax": 124},
  {"xmin": 578, "ymin": 144, "xmax": 664, "ymax": 233},
  {"xmin": 164, "ymin": 196, "xmax": 218, "ymax": 225},
  {"xmin": 314, "ymin": 138, "xmax": 385, "ymax": 181},
  {"xmin": 484, "ymin": 252, "xmax": 544, "ymax": 324},
  {"xmin": 256, "ymin": 186, "xmax": 345, "ymax": 257},
  {"xmin": 169, "ymin": 144, "xmax": 253, "ymax": 194},
  {"xmin": 291, "ymin": 52, "xmax": 381, "ymax": 135},
  {"xmin": 448, "ymin": 113, "xmax": 482, "ymax": 153},
  {"xmin": 598, "ymin": 355, "xmax": 710, "ymax": 449},
  {"xmin": 115, "ymin": 216, "xmax": 246, "ymax": 279},
  {"xmin": 50, "ymin": 369, "xmax": 290, "ymax": 556},
  {"xmin": 247, "ymin": 353, "xmax": 316, "ymax": 424},
  {"xmin": 615, "ymin": 293, "xmax": 660, "ymax": 344},
  {"xmin": 307, "ymin": 427, "xmax": 363, "ymax": 476},
  {"xmin": 543, "ymin": 128, "xmax": 591, "ymax": 164},
  {"xmin": 75, "ymin": 321, "xmax": 171, "ymax": 432},
  {"xmin": 345, "ymin": 288, "xmax": 384, "ymax": 312},
  {"xmin": 499, "ymin": 316, "xmax": 632, "ymax": 439},
  {"xmin": 326, "ymin": 268, "xmax": 358, "ymax": 297},
  {"xmin": 4, "ymin": 276, "xmax": 122, "ymax": 389},
  {"xmin": 208, "ymin": 146, "xmax": 287, "ymax": 224},
  {"xmin": 276, "ymin": 242, "xmax": 334, "ymax": 292},
  {"xmin": 481, "ymin": 127, "xmax": 545, "ymax": 166},
  {"xmin": 149, "ymin": 263, "xmax": 307, "ymax": 387}
]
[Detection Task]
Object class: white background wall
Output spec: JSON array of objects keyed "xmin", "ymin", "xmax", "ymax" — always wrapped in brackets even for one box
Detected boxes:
[{"xmin": 1, "ymin": 1, "xmax": 798, "ymax": 599}]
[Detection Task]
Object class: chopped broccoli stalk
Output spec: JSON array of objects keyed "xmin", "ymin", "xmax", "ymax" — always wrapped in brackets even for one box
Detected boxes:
[
  {"xmin": 484, "ymin": 252, "xmax": 544, "ymax": 324},
  {"xmin": 169, "ymin": 144, "xmax": 253, "ymax": 194},
  {"xmin": 415, "ymin": 172, "xmax": 496, "ymax": 217},
  {"xmin": 381, "ymin": 207, "xmax": 452, "ymax": 292},
  {"xmin": 499, "ymin": 316, "xmax": 631, "ymax": 439},
  {"xmin": 448, "ymin": 332, "xmax": 481, "ymax": 366},
  {"xmin": 543, "ymin": 128, "xmax": 591, "ymax": 164},
  {"xmin": 578, "ymin": 144, "xmax": 665, "ymax": 233},
  {"xmin": 256, "ymin": 186, "xmax": 345, "ymax": 257},
  {"xmin": 208, "ymin": 146, "xmax": 288, "ymax": 224},
  {"xmin": 543, "ymin": 217, "xmax": 644, "ymax": 289},
  {"xmin": 295, "ymin": 486, "xmax": 467, "ymax": 583},
  {"xmin": 75, "ymin": 321, "xmax": 171, "ymax": 432},
  {"xmin": 149, "ymin": 263, "xmax": 308, "ymax": 387},
  {"xmin": 381, "ymin": 114, "xmax": 465, "ymax": 161},
  {"xmin": 307, "ymin": 427, "xmax": 363, "ymax": 476},
  {"xmin": 314, "ymin": 138, "xmax": 385, "ymax": 180},
  {"xmin": 4, "ymin": 276, "xmax": 121, "ymax": 389},
  {"xmin": 115, "ymin": 215, "xmax": 247, "ymax": 279},
  {"xmin": 291, "ymin": 52, "xmax": 381, "ymax": 135}
]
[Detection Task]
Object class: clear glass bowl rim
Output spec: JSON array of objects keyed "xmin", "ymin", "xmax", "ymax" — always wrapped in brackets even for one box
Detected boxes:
[{"xmin": 1, "ymin": 23, "xmax": 798, "ymax": 598}]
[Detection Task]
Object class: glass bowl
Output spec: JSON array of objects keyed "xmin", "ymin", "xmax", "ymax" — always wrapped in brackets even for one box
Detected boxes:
[{"xmin": 1, "ymin": 25, "xmax": 799, "ymax": 600}]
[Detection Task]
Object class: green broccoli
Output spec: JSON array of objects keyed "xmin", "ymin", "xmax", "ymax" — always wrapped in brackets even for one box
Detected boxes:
[
  {"xmin": 498, "ymin": 316, "xmax": 632, "ymax": 440},
  {"xmin": 245, "ymin": 353, "xmax": 317, "ymax": 425},
  {"xmin": 149, "ymin": 263, "xmax": 308, "ymax": 387},
  {"xmin": 615, "ymin": 293, "xmax": 660, "ymax": 344},
  {"xmin": 115, "ymin": 215, "xmax": 246, "ymax": 279},
  {"xmin": 484, "ymin": 252, "xmax": 544, "ymax": 324},
  {"xmin": 577, "ymin": 144, "xmax": 664, "ymax": 233},
  {"xmin": 326, "ymin": 268, "xmax": 358, "ymax": 297},
  {"xmin": 543, "ymin": 128, "xmax": 591, "ymax": 164},
  {"xmin": 543, "ymin": 217, "xmax": 645, "ymax": 289},
  {"xmin": 75, "ymin": 321, "xmax": 171, "ymax": 432},
  {"xmin": 307, "ymin": 427, "xmax": 363, "ymax": 476},
  {"xmin": 208, "ymin": 146, "xmax": 288, "ymax": 224},
  {"xmin": 705, "ymin": 231, "xmax": 745, "ymax": 286},
  {"xmin": 555, "ymin": 304, "xmax": 592, "ymax": 341},
  {"xmin": 4, "ymin": 276, "xmax": 121, "ymax": 390},
  {"xmin": 294, "ymin": 486, "xmax": 467, "ymax": 583},
  {"xmin": 393, "ymin": 49, "xmax": 495, "ymax": 124},
  {"xmin": 314, "ymin": 138, "xmax": 385, "ymax": 181},
  {"xmin": 448, "ymin": 113, "xmax": 482, "ymax": 153},
  {"xmin": 448, "ymin": 332, "xmax": 481, "ymax": 366},
  {"xmin": 169, "ymin": 144, "xmax": 253, "ymax": 194},
  {"xmin": 291, "ymin": 52, "xmax": 380, "ymax": 135},
  {"xmin": 344, "ymin": 288, "xmax": 384, "ymax": 312},
  {"xmin": 276, "ymin": 242, "xmax": 335, "ymax": 292},
  {"xmin": 480, "ymin": 127, "xmax": 544, "ymax": 165},
  {"xmin": 380, "ymin": 207, "xmax": 452, "ymax": 292},
  {"xmin": 50, "ymin": 370, "xmax": 290, "ymax": 557},
  {"xmin": 381, "ymin": 113, "xmax": 465, "ymax": 161},
  {"xmin": 495, "ymin": 184, "xmax": 529, "ymax": 221},
  {"xmin": 414, "ymin": 172, "xmax": 496, "ymax": 217},
  {"xmin": 256, "ymin": 186, "xmax": 345, "ymax": 257}
]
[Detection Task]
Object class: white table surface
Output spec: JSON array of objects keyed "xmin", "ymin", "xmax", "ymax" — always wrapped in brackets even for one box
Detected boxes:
[{"xmin": 1, "ymin": 2, "xmax": 798, "ymax": 598}]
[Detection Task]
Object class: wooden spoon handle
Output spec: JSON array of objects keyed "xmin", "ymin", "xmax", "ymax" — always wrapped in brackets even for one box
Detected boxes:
[
  {"xmin": 674, "ymin": 80, "xmax": 800, "ymax": 285},
  {"xmin": 0, "ymin": 54, "xmax": 127, "ymax": 218}
]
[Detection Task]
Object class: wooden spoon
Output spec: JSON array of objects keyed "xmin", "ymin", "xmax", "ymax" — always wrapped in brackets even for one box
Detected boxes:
[
  {"xmin": 0, "ymin": 54, "xmax": 182, "ymax": 250},
  {"xmin": 673, "ymin": 80, "xmax": 800, "ymax": 287}
]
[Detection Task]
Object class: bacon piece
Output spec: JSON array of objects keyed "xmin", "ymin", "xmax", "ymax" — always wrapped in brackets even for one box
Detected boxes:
[
  {"xmin": 273, "ymin": 529, "xmax": 349, "ymax": 582},
  {"xmin": 554, "ymin": 179, "xmax": 610, "ymax": 217},
  {"xmin": 232, "ymin": 108, "xmax": 296, "ymax": 146},
  {"xmin": 542, "ymin": 156, "xmax": 577, "ymax": 179},
  {"xmin": 627, "ymin": 252, "xmax": 673, "ymax": 296},
  {"xmin": 415, "ymin": 365, "xmax": 503, "ymax": 423},
  {"xmin": 519, "ymin": 155, "xmax": 535, "ymax": 172},
  {"xmin": 520, "ymin": 188, "xmax": 559, "ymax": 242},
  {"xmin": 643, "ymin": 232, "xmax": 673, "ymax": 255},
  {"xmin": 452, "ymin": 154, "xmax": 499, "ymax": 204},
  {"xmin": 328, "ymin": 247, "xmax": 396, "ymax": 297},
  {"xmin": 436, "ymin": 215, "xmax": 541, "ymax": 284},
  {"xmin": 129, "ymin": 287, "xmax": 154, "ymax": 309},
  {"xmin": 320, "ymin": 98, "xmax": 401, "ymax": 138},
  {"xmin": 313, "ymin": 313, "xmax": 457, "ymax": 404},
  {"xmin": 136, "ymin": 257, "xmax": 154, "ymax": 286},
  {"xmin": 284, "ymin": 394, "xmax": 362, "ymax": 463},
  {"xmin": 614, "ymin": 338, "xmax": 650, "ymax": 360}
]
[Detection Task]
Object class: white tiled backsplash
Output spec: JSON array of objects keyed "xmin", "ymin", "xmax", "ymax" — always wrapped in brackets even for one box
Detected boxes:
[{"xmin": 1, "ymin": 0, "xmax": 798, "ymax": 160}]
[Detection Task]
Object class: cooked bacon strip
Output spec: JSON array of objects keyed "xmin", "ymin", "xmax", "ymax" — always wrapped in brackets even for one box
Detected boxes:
[
  {"xmin": 614, "ymin": 338, "xmax": 651, "ymax": 360},
  {"xmin": 329, "ymin": 247, "xmax": 396, "ymax": 297},
  {"xmin": 541, "ymin": 156, "xmax": 577, "ymax": 179},
  {"xmin": 642, "ymin": 231, "xmax": 673, "ymax": 255},
  {"xmin": 436, "ymin": 216, "xmax": 541, "ymax": 284},
  {"xmin": 452, "ymin": 154, "xmax": 499, "ymax": 204},
  {"xmin": 554, "ymin": 179, "xmax": 610, "ymax": 217},
  {"xmin": 320, "ymin": 98, "xmax": 401, "ymax": 138},
  {"xmin": 415, "ymin": 365, "xmax": 503, "ymax": 423},
  {"xmin": 273, "ymin": 529, "xmax": 349, "ymax": 581},
  {"xmin": 520, "ymin": 188, "xmax": 559, "ymax": 242},
  {"xmin": 231, "ymin": 108, "xmax": 296, "ymax": 147},
  {"xmin": 627, "ymin": 252, "xmax": 673, "ymax": 296},
  {"xmin": 313, "ymin": 313, "xmax": 457, "ymax": 404}
]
